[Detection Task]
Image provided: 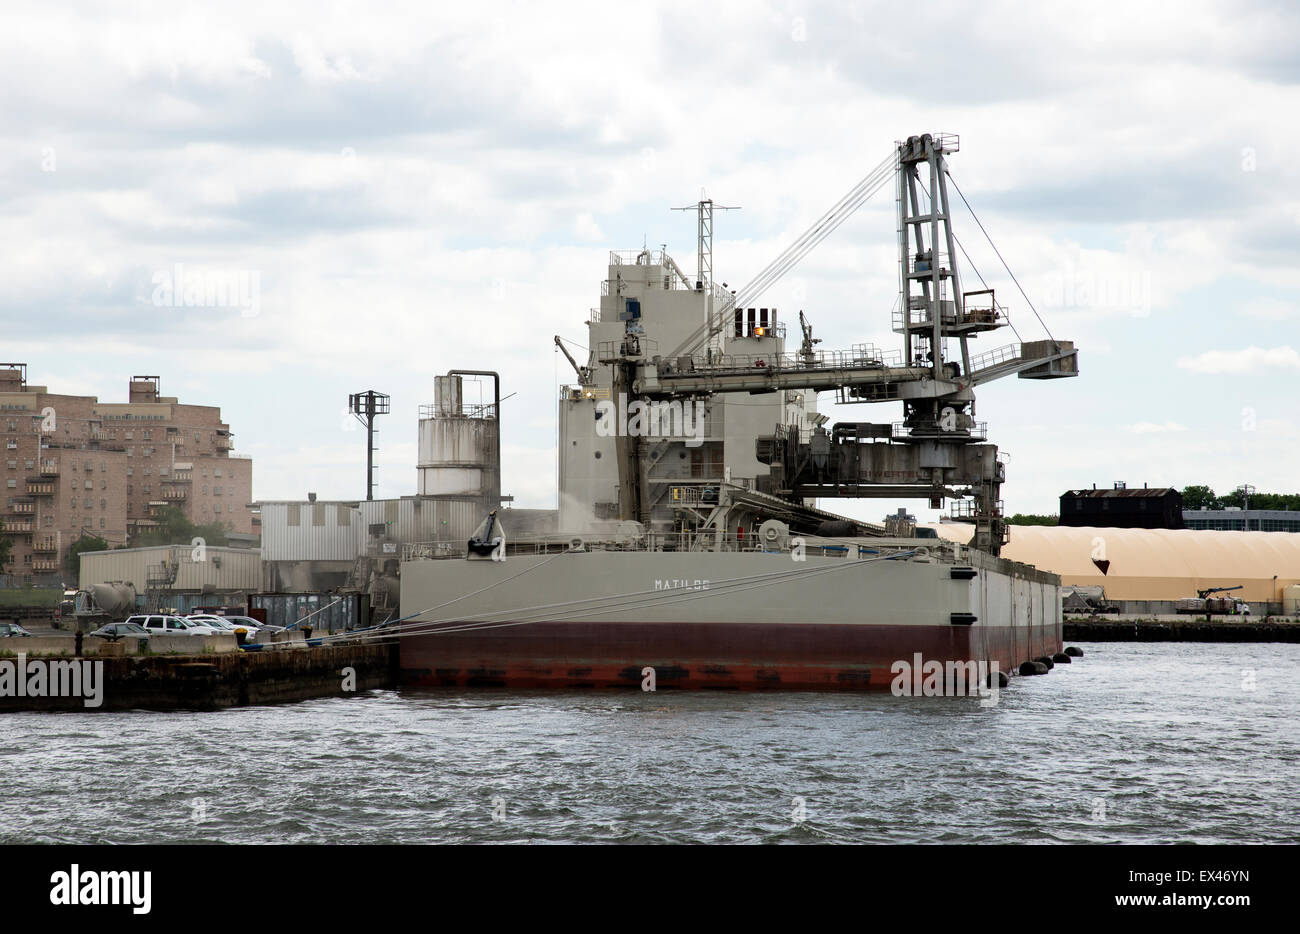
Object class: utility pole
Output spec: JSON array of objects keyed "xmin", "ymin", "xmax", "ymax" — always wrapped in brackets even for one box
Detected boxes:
[
  {"xmin": 348, "ymin": 390, "xmax": 390, "ymax": 501},
  {"xmin": 673, "ymin": 193, "xmax": 740, "ymax": 290}
]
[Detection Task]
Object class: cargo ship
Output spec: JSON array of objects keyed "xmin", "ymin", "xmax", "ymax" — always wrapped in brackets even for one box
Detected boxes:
[{"xmin": 399, "ymin": 133, "xmax": 1079, "ymax": 690}]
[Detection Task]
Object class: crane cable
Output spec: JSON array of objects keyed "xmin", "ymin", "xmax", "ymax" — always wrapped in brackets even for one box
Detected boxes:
[
  {"xmin": 946, "ymin": 170, "xmax": 1057, "ymax": 345},
  {"xmin": 665, "ymin": 148, "xmax": 897, "ymax": 360}
]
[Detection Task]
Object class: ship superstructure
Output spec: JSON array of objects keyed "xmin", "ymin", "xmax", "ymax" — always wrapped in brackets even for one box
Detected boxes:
[
  {"xmin": 399, "ymin": 133, "xmax": 1078, "ymax": 691},
  {"xmin": 557, "ymin": 133, "xmax": 1076, "ymax": 556}
]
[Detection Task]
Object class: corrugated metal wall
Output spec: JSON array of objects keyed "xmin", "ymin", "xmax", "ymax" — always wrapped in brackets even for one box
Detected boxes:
[
  {"xmin": 260, "ymin": 501, "xmax": 362, "ymax": 560},
  {"xmin": 357, "ymin": 497, "xmax": 480, "ymax": 550},
  {"xmin": 79, "ymin": 546, "xmax": 262, "ymax": 591}
]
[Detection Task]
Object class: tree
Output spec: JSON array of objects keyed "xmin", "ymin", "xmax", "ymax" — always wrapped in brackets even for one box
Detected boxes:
[
  {"xmin": 1181, "ymin": 485, "xmax": 1219, "ymax": 510},
  {"xmin": 1006, "ymin": 514, "xmax": 1058, "ymax": 526},
  {"xmin": 131, "ymin": 506, "xmax": 229, "ymax": 548},
  {"xmin": 65, "ymin": 534, "xmax": 109, "ymax": 581},
  {"xmin": 0, "ymin": 518, "xmax": 11, "ymax": 573}
]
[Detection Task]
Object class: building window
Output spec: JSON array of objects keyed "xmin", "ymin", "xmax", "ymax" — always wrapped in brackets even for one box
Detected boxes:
[
  {"xmin": 143, "ymin": 430, "xmax": 151, "ymax": 440},
  {"xmin": 24, "ymin": 459, "xmax": 33, "ymax": 470},
  {"xmin": 70, "ymin": 497, "xmax": 77, "ymax": 508},
  {"xmin": 84, "ymin": 480, "xmax": 92, "ymax": 490},
  {"xmin": 214, "ymin": 504, "xmax": 222, "ymax": 514},
  {"xmin": 125, "ymin": 431, "xmax": 133, "ymax": 440},
  {"xmin": 6, "ymin": 460, "xmax": 13, "ymax": 470},
  {"xmin": 100, "ymin": 499, "xmax": 106, "ymax": 510},
  {"xmin": 287, "ymin": 504, "xmax": 300, "ymax": 526},
  {"xmin": 99, "ymin": 518, "xmax": 105, "ymax": 529},
  {"xmin": 6, "ymin": 478, "xmax": 14, "ymax": 488},
  {"xmin": 127, "ymin": 467, "xmax": 133, "ymax": 476},
  {"xmin": 313, "ymin": 504, "xmax": 325, "ymax": 526},
  {"xmin": 101, "ymin": 479, "xmax": 107, "ymax": 489},
  {"xmin": 214, "ymin": 486, "xmax": 222, "ymax": 496}
]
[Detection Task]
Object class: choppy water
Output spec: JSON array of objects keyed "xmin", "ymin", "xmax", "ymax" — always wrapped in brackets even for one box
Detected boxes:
[{"xmin": 1, "ymin": 642, "xmax": 1297, "ymax": 844}]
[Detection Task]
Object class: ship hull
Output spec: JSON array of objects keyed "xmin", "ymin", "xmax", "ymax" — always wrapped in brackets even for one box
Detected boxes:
[
  {"xmin": 399, "ymin": 550, "xmax": 1062, "ymax": 692},
  {"xmin": 400, "ymin": 620, "xmax": 1059, "ymax": 690}
]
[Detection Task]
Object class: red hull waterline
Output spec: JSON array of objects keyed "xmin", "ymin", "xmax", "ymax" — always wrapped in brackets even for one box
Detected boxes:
[{"xmin": 400, "ymin": 620, "xmax": 1064, "ymax": 691}]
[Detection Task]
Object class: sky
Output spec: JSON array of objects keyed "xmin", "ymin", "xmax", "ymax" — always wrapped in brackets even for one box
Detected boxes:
[{"xmin": 3, "ymin": 0, "xmax": 1298, "ymax": 523}]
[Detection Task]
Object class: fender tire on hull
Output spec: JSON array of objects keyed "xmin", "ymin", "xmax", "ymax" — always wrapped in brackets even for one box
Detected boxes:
[{"xmin": 1065, "ymin": 646, "xmax": 1084, "ymax": 657}]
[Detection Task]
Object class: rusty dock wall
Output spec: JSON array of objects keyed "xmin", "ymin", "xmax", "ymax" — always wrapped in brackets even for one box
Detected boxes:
[{"xmin": 0, "ymin": 642, "xmax": 398, "ymax": 712}]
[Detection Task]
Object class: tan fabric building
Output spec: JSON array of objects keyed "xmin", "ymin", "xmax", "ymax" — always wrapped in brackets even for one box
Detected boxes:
[{"xmin": 928, "ymin": 523, "xmax": 1300, "ymax": 604}]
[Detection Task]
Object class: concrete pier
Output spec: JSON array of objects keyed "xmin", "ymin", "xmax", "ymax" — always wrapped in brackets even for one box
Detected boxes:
[
  {"xmin": 0, "ymin": 642, "xmax": 398, "ymax": 712},
  {"xmin": 1063, "ymin": 617, "xmax": 1300, "ymax": 643}
]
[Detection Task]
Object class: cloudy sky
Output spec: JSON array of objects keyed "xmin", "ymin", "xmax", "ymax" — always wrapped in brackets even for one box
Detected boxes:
[{"xmin": 3, "ymin": 0, "xmax": 1297, "ymax": 522}]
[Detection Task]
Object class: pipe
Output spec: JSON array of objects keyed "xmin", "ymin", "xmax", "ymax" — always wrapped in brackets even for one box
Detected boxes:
[{"xmin": 448, "ymin": 369, "xmax": 501, "ymax": 510}]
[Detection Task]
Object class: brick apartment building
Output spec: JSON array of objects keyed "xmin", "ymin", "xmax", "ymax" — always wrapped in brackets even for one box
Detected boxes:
[{"xmin": 1, "ymin": 365, "xmax": 254, "ymax": 587}]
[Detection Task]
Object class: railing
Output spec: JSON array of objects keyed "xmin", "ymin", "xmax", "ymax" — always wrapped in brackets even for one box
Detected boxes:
[
  {"xmin": 400, "ymin": 532, "xmax": 931, "ymax": 560},
  {"xmin": 9, "ymin": 502, "xmax": 34, "ymax": 513},
  {"xmin": 968, "ymin": 343, "xmax": 1023, "ymax": 373},
  {"xmin": 609, "ymin": 249, "xmax": 666, "ymax": 267},
  {"xmin": 418, "ymin": 402, "xmax": 499, "ymax": 420},
  {"xmin": 6, "ymin": 519, "xmax": 33, "ymax": 532},
  {"xmin": 731, "ymin": 322, "xmax": 789, "ymax": 341},
  {"xmin": 26, "ymin": 481, "xmax": 54, "ymax": 495},
  {"xmin": 950, "ymin": 499, "xmax": 1004, "ymax": 520},
  {"xmin": 39, "ymin": 459, "xmax": 58, "ymax": 476},
  {"xmin": 908, "ymin": 252, "xmax": 951, "ymax": 276},
  {"xmin": 891, "ymin": 420, "xmax": 988, "ymax": 442},
  {"xmin": 32, "ymin": 559, "xmax": 58, "ymax": 572},
  {"xmin": 33, "ymin": 538, "xmax": 57, "ymax": 553},
  {"xmin": 657, "ymin": 343, "xmax": 906, "ymax": 378}
]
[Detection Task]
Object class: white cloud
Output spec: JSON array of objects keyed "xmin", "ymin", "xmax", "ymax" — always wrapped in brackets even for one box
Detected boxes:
[
  {"xmin": 1178, "ymin": 346, "xmax": 1300, "ymax": 374},
  {"xmin": 1124, "ymin": 421, "xmax": 1188, "ymax": 434}
]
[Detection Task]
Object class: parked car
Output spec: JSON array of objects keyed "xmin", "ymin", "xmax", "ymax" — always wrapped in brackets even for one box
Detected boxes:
[
  {"xmin": 0, "ymin": 622, "xmax": 33, "ymax": 637},
  {"xmin": 89, "ymin": 621, "xmax": 150, "ymax": 641},
  {"xmin": 126, "ymin": 615, "xmax": 220, "ymax": 636},
  {"xmin": 192, "ymin": 614, "xmax": 283, "ymax": 635},
  {"xmin": 226, "ymin": 615, "xmax": 284, "ymax": 634}
]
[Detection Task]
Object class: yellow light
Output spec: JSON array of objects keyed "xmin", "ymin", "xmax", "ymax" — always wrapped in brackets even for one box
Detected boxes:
[{"xmin": 755, "ymin": 327, "xmax": 766, "ymax": 336}]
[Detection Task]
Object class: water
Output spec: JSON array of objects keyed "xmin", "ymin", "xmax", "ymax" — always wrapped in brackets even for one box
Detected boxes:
[{"xmin": 2, "ymin": 642, "xmax": 1297, "ymax": 844}]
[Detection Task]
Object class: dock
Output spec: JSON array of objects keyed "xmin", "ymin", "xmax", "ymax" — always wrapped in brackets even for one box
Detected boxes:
[
  {"xmin": 0, "ymin": 637, "xmax": 397, "ymax": 712},
  {"xmin": 1063, "ymin": 616, "xmax": 1300, "ymax": 643}
]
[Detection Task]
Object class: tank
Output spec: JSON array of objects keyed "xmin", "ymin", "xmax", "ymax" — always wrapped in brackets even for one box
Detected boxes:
[
  {"xmin": 79, "ymin": 582, "xmax": 138, "ymax": 620},
  {"xmin": 417, "ymin": 374, "xmax": 499, "ymax": 500}
]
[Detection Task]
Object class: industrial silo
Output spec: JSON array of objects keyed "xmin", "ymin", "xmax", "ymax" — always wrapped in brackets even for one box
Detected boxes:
[{"xmin": 416, "ymin": 372, "xmax": 500, "ymax": 513}]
